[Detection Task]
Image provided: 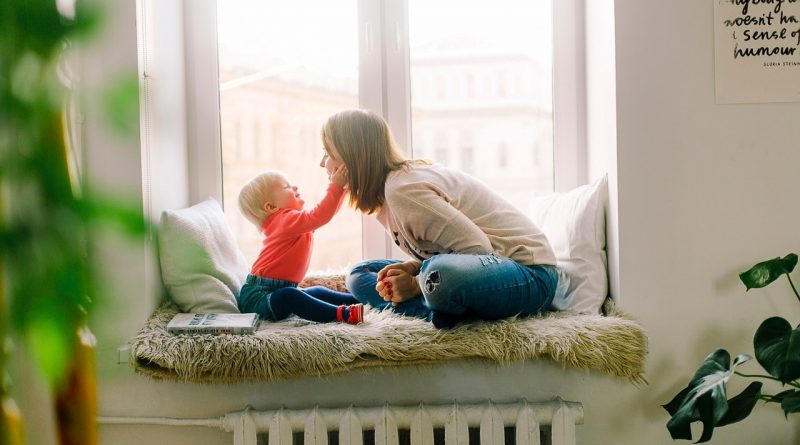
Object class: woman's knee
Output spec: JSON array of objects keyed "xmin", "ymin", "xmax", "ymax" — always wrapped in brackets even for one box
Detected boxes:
[
  {"xmin": 345, "ymin": 262, "xmax": 372, "ymax": 293},
  {"xmin": 346, "ymin": 259, "xmax": 399, "ymax": 291},
  {"xmin": 418, "ymin": 256, "xmax": 461, "ymax": 309}
]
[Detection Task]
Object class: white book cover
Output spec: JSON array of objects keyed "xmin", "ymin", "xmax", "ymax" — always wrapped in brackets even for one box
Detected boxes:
[{"xmin": 167, "ymin": 313, "xmax": 260, "ymax": 335}]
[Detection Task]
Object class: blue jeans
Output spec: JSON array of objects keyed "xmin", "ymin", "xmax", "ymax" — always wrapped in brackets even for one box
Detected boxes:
[
  {"xmin": 346, "ymin": 254, "xmax": 558, "ymax": 327},
  {"xmin": 239, "ymin": 274, "xmax": 358, "ymax": 322}
]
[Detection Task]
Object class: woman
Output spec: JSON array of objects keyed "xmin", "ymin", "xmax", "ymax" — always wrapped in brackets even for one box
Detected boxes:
[{"xmin": 319, "ymin": 109, "xmax": 558, "ymax": 328}]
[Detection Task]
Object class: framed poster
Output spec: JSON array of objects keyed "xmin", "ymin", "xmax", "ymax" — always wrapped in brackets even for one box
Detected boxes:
[{"xmin": 714, "ymin": 0, "xmax": 800, "ymax": 104}]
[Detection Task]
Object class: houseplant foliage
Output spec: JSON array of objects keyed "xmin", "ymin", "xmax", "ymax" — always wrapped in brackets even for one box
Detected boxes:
[
  {"xmin": 1, "ymin": 0, "xmax": 144, "ymax": 443},
  {"xmin": 662, "ymin": 253, "xmax": 800, "ymax": 442}
]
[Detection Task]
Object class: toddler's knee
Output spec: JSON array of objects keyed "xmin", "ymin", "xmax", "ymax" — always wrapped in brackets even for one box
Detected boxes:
[{"xmin": 269, "ymin": 287, "xmax": 292, "ymax": 305}]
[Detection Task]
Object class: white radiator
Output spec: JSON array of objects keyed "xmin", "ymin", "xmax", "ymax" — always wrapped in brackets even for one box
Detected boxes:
[
  {"xmin": 228, "ymin": 399, "xmax": 582, "ymax": 445},
  {"xmin": 100, "ymin": 398, "xmax": 583, "ymax": 445}
]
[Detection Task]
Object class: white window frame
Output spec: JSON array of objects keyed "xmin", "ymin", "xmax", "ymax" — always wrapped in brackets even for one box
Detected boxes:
[{"xmin": 183, "ymin": 0, "xmax": 587, "ymax": 261}]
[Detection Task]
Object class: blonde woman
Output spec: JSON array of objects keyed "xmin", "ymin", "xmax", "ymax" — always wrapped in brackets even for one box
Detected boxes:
[{"xmin": 320, "ymin": 109, "xmax": 559, "ymax": 329}]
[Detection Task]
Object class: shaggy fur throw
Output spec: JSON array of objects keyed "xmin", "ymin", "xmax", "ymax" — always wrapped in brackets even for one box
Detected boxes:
[{"xmin": 130, "ymin": 275, "xmax": 648, "ymax": 385}]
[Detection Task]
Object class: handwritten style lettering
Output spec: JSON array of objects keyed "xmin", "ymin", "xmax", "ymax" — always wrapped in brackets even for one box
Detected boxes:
[{"xmin": 734, "ymin": 0, "xmax": 788, "ymax": 16}]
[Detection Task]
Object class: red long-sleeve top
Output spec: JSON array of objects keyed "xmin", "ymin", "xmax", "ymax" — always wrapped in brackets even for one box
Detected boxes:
[{"xmin": 250, "ymin": 183, "xmax": 345, "ymax": 283}]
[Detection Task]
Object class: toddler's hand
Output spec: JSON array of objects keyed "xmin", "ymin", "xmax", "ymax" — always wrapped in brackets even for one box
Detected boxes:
[{"xmin": 330, "ymin": 165, "xmax": 348, "ymax": 187}]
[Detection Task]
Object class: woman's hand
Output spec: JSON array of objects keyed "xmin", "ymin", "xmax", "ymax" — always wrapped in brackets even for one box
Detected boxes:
[
  {"xmin": 330, "ymin": 164, "xmax": 348, "ymax": 188},
  {"xmin": 376, "ymin": 261, "xmax": 421, "ymax": 305}
]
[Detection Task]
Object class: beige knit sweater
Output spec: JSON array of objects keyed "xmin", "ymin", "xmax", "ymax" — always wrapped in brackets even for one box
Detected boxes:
[{"xmin": 376, "ymin": 163, "xmax": 556, "ymax": 266}]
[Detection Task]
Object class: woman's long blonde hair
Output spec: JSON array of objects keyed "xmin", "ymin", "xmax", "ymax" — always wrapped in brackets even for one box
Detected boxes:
[{"xmin": 321, "ymin": 109, "xmax": 412, "ymax": 214}]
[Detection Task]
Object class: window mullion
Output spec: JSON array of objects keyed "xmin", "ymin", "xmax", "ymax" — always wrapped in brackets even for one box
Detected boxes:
[
  {"xmin": 552, "ymin": 0, "xmax": 587, "ymax": 192},
  {"xmin": 358, "ymin": 0, "xmax": 395, "ymax": 260},
  {"xmin": 382, "ymin": 0, "xmax": 412, "ymax": 261},
  {"xmin": 184, "ymin": 0, "xmax": 223, "ymax": 204},
  {"xmin": 382, "ymin": 0, "xmax": 412, "ymax": 157}
]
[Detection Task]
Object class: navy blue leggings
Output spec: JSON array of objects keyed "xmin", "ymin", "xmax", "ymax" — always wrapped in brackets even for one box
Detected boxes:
[{"xmin": 269, "ymin": 286, "xmax": 358, "ymax": 322}]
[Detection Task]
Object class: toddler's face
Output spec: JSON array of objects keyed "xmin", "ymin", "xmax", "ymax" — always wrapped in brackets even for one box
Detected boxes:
[{"xmin": 269, "ymin": 176, "xmax": 304, "ymax": 211}]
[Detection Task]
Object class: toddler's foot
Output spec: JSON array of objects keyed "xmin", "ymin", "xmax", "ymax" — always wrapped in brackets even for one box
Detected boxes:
[
  {"xmin": 337, "ymin": 304, "xmax": 364, "ymax": 325},
  {"xmin": 346, "ymin": 303, "xmax": 364, "ymax": 325}
]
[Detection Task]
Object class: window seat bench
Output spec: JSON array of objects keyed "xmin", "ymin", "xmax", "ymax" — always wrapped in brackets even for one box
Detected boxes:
[{"xmin": 129, "ymin": 275, "xmax": 647, "ymax": 386}]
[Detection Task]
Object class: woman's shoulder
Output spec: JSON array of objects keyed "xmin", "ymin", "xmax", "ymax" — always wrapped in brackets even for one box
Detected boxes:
[
  {"xmin": 385, "ymin": 163, "xmax": 472, "ymax": 202},
  {"xmin": 387, "ymin": 161, "xmax": 455, "ymax": 182},
  {"xmin": 387, "ymin": 162, "xmax": 437, "ymax": 188}
]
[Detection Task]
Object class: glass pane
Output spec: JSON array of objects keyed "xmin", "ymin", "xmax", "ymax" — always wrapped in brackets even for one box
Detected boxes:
[
  {"xmin": 408, "ymin": 0, "xmax": 555, "ymax": 211},
  {"xmin": 217, "ymin": 0, "xmax": 361, "ymax": 272}
]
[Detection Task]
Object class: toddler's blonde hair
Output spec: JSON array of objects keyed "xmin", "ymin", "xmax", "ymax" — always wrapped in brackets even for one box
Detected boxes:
[{"xmin": 238, "ymin": 171, "xmax": 285, "ymax": 228}]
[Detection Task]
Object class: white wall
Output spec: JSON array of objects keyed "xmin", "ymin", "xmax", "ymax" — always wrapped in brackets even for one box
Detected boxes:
[
  {"xmin": 91, "ymin": 1, "xmax": 800, "ymax": 444},
  {"xmin": 609, "ymin": 0, "xmax": 800, "ymax": 443}
]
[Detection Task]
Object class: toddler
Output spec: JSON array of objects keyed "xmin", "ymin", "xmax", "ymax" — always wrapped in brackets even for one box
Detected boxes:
[{"xmin": 237, "ymin": 166, "xmax": 363, "ymax": 324}]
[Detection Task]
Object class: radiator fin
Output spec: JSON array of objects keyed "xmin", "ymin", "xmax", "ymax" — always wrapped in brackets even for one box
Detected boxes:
[
  {"xmin": 268, "ymin": 408, "xmax": 292, "ymax": 445},
  {"xmin": 305, "ymin": 407, "xmax": 328, "ymax": 445},
  {"xmin": 375, "ymin": 404, "xmax": 399, "ymax": 445},
  {"xmin": 339, "ymin": 407, "xmax": 364, "ymax": 445},
  {"xmin": 480, "ymin": 402, "xmax": 504, "ymax": 444},
  {"xmin": 444, "ymin": 404, "xmax": 469, "ymax": 445},
  {"xmin": 515, "ymin": 401, "xmax": 541, "ymax": 445},
  {"xmin": 410, "ymin": 403, "xmax": 434, "ymax": 445}
]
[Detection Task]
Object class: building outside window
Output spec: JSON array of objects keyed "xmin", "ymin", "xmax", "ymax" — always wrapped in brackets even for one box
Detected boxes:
[{"xmin": 216, "ymin": 0, "xmax": 557, "ymax": 271}]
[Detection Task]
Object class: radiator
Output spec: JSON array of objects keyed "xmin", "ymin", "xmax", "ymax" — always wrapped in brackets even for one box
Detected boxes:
[
  {"xmin": 99, "ymin": 398, "xmax": 583, "ymax": 445},
  {"xmin": 225, "ymin": 399, "xmax": 582, "ymax": 445}
]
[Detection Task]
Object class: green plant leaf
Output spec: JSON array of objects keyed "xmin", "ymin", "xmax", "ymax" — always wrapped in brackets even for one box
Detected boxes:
[
  {"xmin": 753, "ymin": 317, "xmax": 800, "ymax": 384},
  {"xmin": 662, "ymin": 385, "xmax": 693, "ymax": 440},
  {"xmin": 25, "ymin": 314, "xmax": 74, "ymax": 387},
  {"xmin": 80, "ymin": 194, "xmax": 148, "ymax": 236},
  {"xmin": 739, "ymin": 254, "xmax": 798, "ymax": 291},
  {"xmin": 101, "ymin": 73, "xmax": 140, "ymax": 136},
  {"xmin": 716, "ymin": 382, "xmax": 763, "ymax": 426},
  {"xmin": 662, "ymin": 349, "xmax": 752, "ymax": 443},
  {"xmin": 778, "ymin": 390, "xmax": 800, "ymax": 416}
]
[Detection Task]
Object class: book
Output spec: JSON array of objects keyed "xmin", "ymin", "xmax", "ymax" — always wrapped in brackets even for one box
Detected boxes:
[{"xmin": 167, "ymin": 313, "xmax": 260, "ymax": 335}]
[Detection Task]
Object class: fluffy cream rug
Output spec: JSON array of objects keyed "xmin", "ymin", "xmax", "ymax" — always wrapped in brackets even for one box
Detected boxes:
[{"xmin": 130, "ymin": 275, "xmax": 648, "ymax": 385}]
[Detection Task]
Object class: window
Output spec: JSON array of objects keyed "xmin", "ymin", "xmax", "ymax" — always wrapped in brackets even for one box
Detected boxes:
[
  {"xmin": 188, "ymin": 0, "xmax": 585, "ymax": 271},
  {"xmin": 408, "ymin": 0, "xmax": 554, "ymax": 211},
  {"xmin": 217, "ymin": 0, "xmax": 361, "ymax": 270}
]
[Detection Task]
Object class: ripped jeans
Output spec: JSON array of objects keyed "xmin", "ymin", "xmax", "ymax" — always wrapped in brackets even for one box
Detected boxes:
[{"xmin": 346, "ymin": 254, "xmax": 558, "ymax": 323}]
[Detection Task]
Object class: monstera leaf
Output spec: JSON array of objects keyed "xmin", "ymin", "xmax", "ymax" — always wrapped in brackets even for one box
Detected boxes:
[
  {"xmin": 662, "ymin": 349, "xmax": 761, "ymax": 443},
  {"xmin": 665, "ymin": 253, "xmax": 800, "ymax": 441},
  {"xmin": 772, "ymin": 390, "xmax": 800, "ymax": 417},
  {"xmin": 753, "ymin": 317, "xmax": 800, "ymax": 384},
  {"xmin": 739, "ymin": 254, "xmax": 797, "ymax": 291}
]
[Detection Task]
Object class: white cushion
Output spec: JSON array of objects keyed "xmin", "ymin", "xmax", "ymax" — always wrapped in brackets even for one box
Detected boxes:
[
  {"xmin": 158, "ymin": 198, "xmax": 249, "ymax": 313},
  {"xmin": 529, "ymin": 175, "xmax": 608, "ymax": 314}
]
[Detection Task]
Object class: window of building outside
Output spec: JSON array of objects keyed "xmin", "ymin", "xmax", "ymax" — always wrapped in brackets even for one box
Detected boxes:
[{"xmin": 217, "ymin": 0, "xmax": 554, "ymax": 272}]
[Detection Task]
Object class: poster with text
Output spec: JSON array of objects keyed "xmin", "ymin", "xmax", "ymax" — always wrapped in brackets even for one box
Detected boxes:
[{"xmin": 714, "ymin": 0, "xmax": 800, "ymax": 104}]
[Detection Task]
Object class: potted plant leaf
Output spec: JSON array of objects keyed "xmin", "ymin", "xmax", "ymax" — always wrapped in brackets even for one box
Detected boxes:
[
  {"xmin": 662, "ymin": 253, "xmax": 800, "ymax": 442},
  {"xmin": 1, "ymin": 1, "xmax": 144, "ymax": 443}
]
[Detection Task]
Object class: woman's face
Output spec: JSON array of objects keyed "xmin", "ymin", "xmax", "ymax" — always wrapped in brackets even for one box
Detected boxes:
[{"xmin": 320, "ymin": 143, "xmax": 344, "ymax": 176}]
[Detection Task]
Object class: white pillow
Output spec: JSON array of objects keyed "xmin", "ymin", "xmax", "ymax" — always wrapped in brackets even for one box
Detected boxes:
[
  {"xmin": 158, "ymin": 198, "xmax": 249, "ymax": 313},
  {"xmin": 529, "ymin": 175, "xmax": 608, "ymax": 314}
]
